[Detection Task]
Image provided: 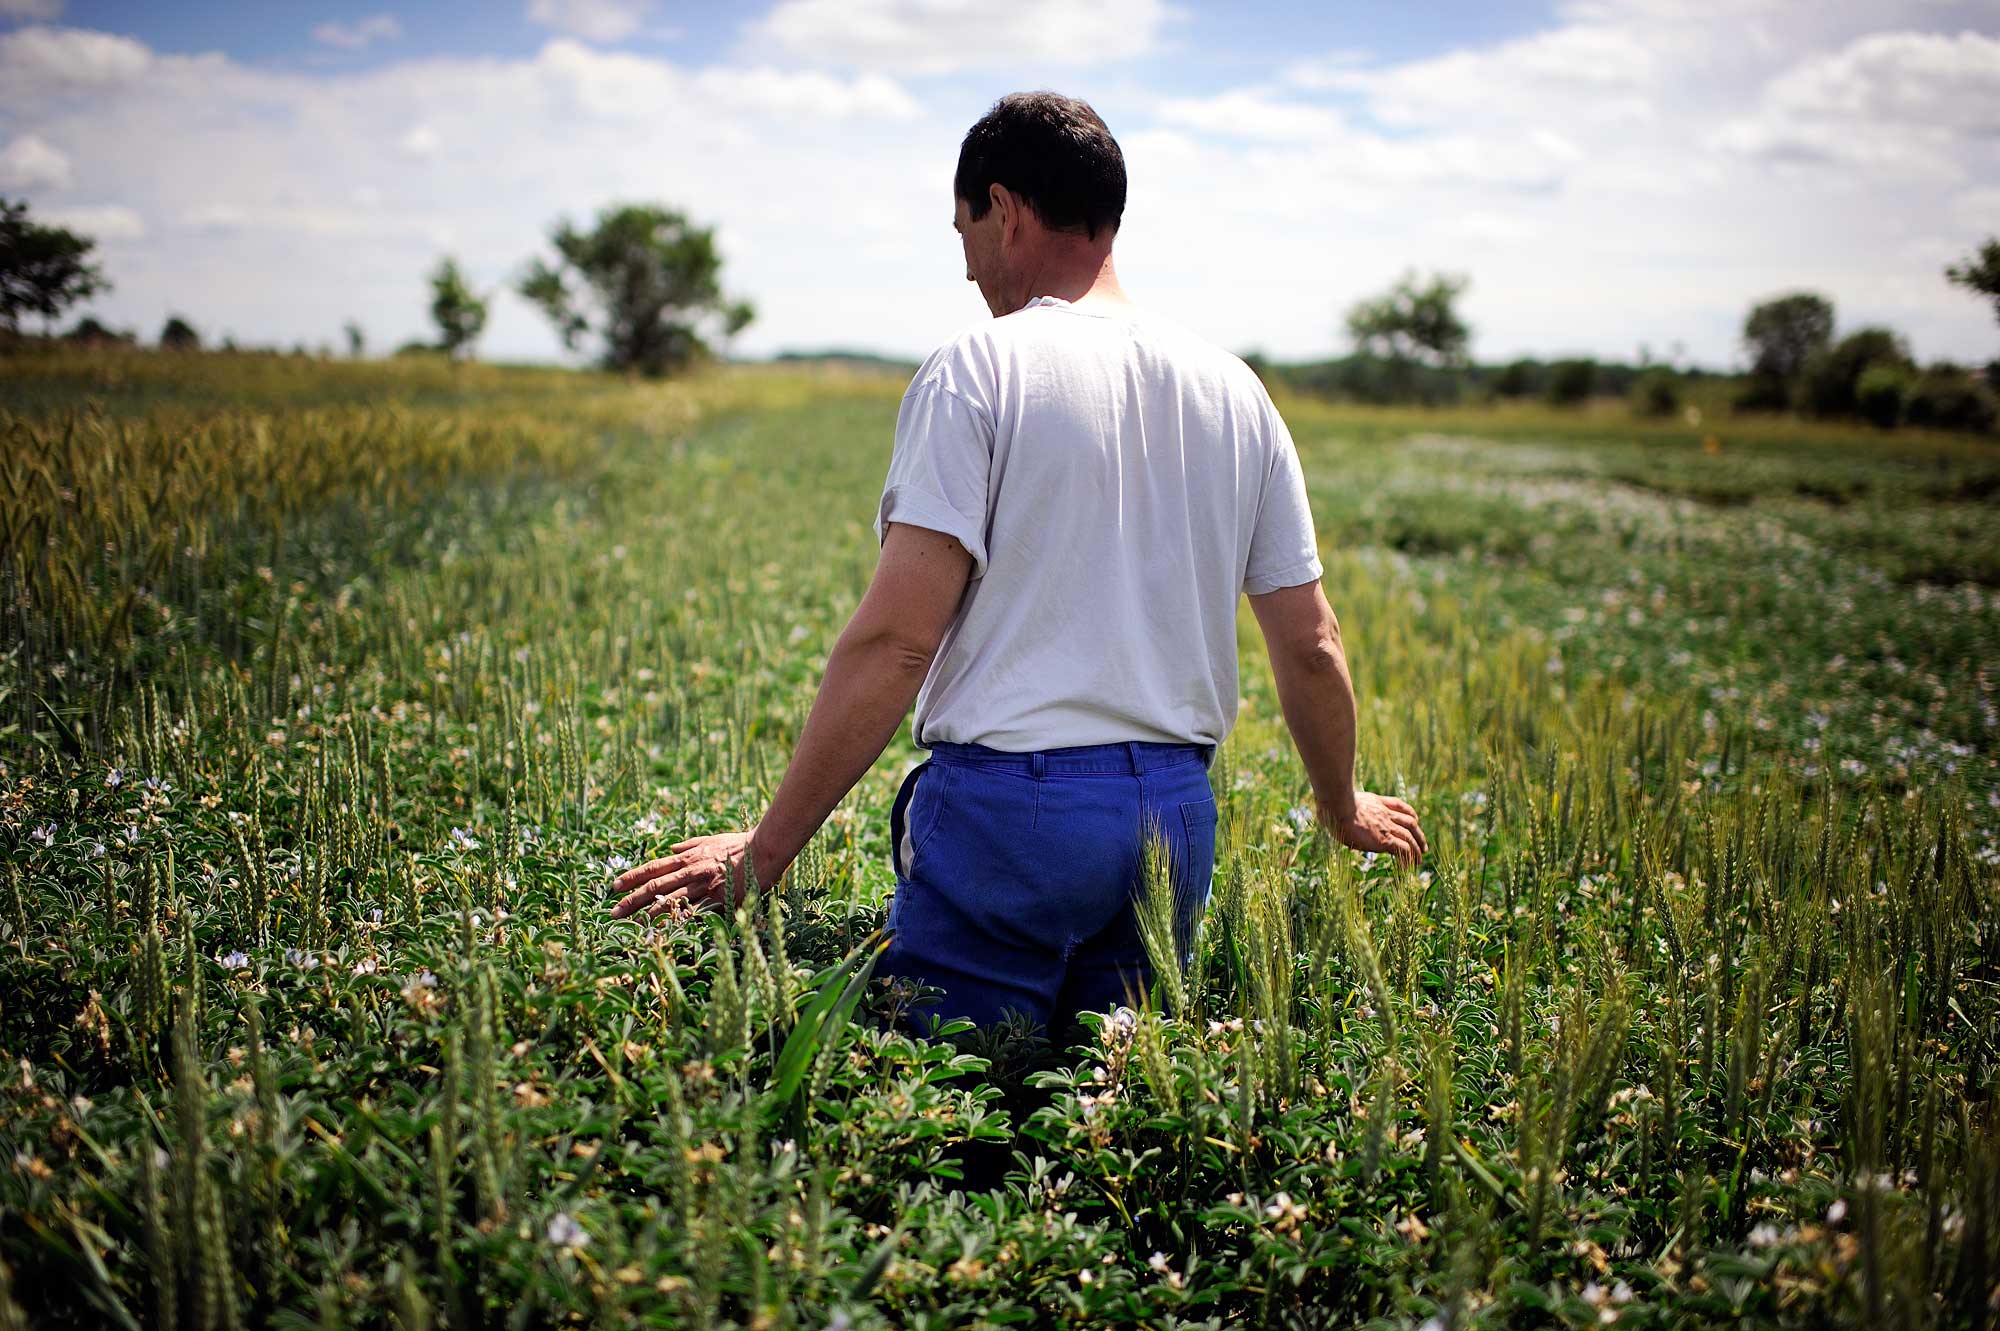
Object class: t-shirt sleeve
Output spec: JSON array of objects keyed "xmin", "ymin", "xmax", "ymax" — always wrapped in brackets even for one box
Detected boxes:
[
  {"xmin": 875, "ymin": 373, "xmax": 993, "ymax": 578},
  {"xmin": 1242, "ymin": 413, "xmax": 1323, "ymax": 595}
]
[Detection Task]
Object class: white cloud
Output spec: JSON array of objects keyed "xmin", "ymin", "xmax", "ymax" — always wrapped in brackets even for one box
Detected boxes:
[
  {"xmin": 527, "ymin": 0, "xmax": 654, "ymax": 44},
  {"xmin": 0, "ymin": 0, "xmax": 64, "ymax": 18},
  {"xmin": 43, "ymin": 204, "xmax": 143, "ymax": 239},
  {"xmin": 1716, "ymin": 29, "xmax": 2000, "ymax": 177},
  {"xmin": 0, "ymin": 24, "xmax": 149, "ymax": 91},
  {"xmin": 312, "ymin": 15, "xmax": 404, "ymax": 51},
  {"xmin": 0, "ymin": 132, "xmax": 71, "ymax": 188},
  {"xmin": 750, "ymin": 0, "xmax": 1176, "ymax": 74}
]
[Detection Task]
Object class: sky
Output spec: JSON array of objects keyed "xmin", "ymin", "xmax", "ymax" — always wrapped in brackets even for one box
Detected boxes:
[{"xmin": 2, "ymin": 0, "xmax": 1997, "ymax": 369}]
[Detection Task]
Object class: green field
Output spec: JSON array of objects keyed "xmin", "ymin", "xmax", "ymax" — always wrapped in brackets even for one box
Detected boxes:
[{"xmin": 2, "ymin": 347, "xmax": 1998, "ymax": 1329}]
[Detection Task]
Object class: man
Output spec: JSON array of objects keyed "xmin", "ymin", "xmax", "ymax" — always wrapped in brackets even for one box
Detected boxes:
[{"xmin": 611, "ymin": 92, "xmax": 1427, "ymax": 1031}]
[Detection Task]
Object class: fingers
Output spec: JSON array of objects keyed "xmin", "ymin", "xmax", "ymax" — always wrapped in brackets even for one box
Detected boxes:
[
  {"xmin": 612, "ymin": 853, "xmax": 685, "ymax": 895},
  {"xmin": 611, "ymin": 864, "xmax": 704, "ymax": 919}
]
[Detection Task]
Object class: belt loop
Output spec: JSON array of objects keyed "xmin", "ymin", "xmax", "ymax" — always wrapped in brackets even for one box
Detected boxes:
[
  {"xmin": 1125, "ymin": 741, "xmax": 1142, "ymax": 773},
  {"xmin": 1031, "ymin": 752, "xmax": 1047, "ymax": 781}
]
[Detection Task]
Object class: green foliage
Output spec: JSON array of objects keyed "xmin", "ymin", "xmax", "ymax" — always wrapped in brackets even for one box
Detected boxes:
[
  {"xmin": 1630, "ymin": 366, "xmax": 1681, "ymax": 417},
  {"xmin": 518, "ymin": 203, "xmax": 754, "ymax": 378},
  {"xmin": 343, "ymin": 319, "xmax": 365, "ymax": 359},
  {"xmin": 1803, "ymin": 327, "xmax": 1913, "ymax": 419},
  {"xmin": 1905, "ymin": 365, "xmax": 1997, "ymax": 434},
  {"xmin": 1731, "ymin": 370, "xmax": 1792, "ymax": 414},
  {"xmin": 1945, "ymin": 237, "xmax": 2000, "ymax": 325},
  {"xmin": 159, "ymin": 315, "xmax": 199, "ymax": 351},
  {"xmin": 1543, "ymin": 357, "xmax": 1596, "ymax": 406},
  {"xmin": 0, "ymin": 352, "xmax": 1997, "ymax": 1327},
  {"xmin": 427, "ymin": 256, "xmax": 488, "ymax": 361},
  {"xmin": 1854, "ymin": 363, "xmax": 1909, "ymax": 428},
  {"xmin": 0, "ymin": 195, "xmax": 108, "ymax": 334},
  {"xmin": 1743, "ymin": 291, "xmax": 1834, "ymax": 383},
  {"xmin": 68, "ymin": 314, "xmax": 135, "ymax": 345},
  {"xmin": 1343, "ymin": 270, "xmax": 1471, "ymax": 403},
  {"xmin": 1491, "ymin": 358, "xmax": 1539, "ymax": 399}
]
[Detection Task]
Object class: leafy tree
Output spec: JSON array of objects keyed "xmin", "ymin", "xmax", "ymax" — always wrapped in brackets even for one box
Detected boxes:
[
  {"xmin": 1343, "ymin": 270, "xmax": 1470, "ymax": 401},
  {"xmin": 428, "ymin": 257, "xmax": 488, "ymax": 361},
  {"xmin": 1545, "ymin": 358, "xmax": 1597, "ymax": 407},
  {"xmin": 1854, "ymin": 364, "xmax": 1909, "ymax": 429},
  {"xmin": 159, "ymin": 315, "xmax": 199, "ymax": 351},
  {"xmin": 1905, "ymin": 365, "xmax": 1997, "ymax": 434},
  {"xmin": 1946, "ymin": 238, "xmax": 1999, "ymax": 328},
  {"xmin": 1743, "ymin": 292, "xmax": 1834, "ymax": 383},
  {"xmin": 0, "ymin": 196, "xmax": 108, "ymax": 335},
  {"xmin": 518, "ymin": 204, "xmax": 755, "ymax": 378},
  {"xmin": 344, "ymin": 319, "xmax": 366, "ymax": 359},
  {"xmin": 1802, "ymin": 328, "xmax": 1912, "ymax": 419},
  {"xmin": 69, "ymin": 316, "xmax": 131, "ymax": 343},
  {"xmin": 1491, "ymin": 358, "xmax": 1539, "ymax": 399}
]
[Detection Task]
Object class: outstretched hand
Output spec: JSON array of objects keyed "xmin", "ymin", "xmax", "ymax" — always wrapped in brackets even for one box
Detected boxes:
[
  {"xmin": 1325, "ymin": 791, "xmax": 1427, "ymax": 865},
  {"xmin": 608, "ymin": 830, "xmax": 762, "ymax": 921}
]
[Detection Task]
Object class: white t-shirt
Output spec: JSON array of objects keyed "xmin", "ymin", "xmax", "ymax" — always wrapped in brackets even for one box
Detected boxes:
[{"xmin": 874, "ymin": 294, "xmax": 1323, "ymax": 752}]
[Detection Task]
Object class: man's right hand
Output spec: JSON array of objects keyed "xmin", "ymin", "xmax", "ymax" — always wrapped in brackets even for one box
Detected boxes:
[{"xmin": 1322, "ymin": 791, "xmax": 1427, "ymax": 864}]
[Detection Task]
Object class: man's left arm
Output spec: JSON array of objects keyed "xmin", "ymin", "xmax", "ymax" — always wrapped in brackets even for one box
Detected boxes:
[{"xmin": 610, "ymin": 522, "xmax": 972, "ymax": 919}]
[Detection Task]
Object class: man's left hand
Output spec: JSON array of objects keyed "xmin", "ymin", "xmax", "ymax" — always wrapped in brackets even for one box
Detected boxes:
[{"xmin": 609, "ymin": 831, "xmax": 773, "ymax": 920}]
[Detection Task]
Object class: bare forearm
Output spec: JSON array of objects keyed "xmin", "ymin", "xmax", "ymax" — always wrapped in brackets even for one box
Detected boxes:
[
  {"xmin": 1269, "ymin": 634, "xmax": 1360, "ymax": 823},
  {"xmin": 753, "ymin": 629, "xmax": 931, "ymax": 881}
]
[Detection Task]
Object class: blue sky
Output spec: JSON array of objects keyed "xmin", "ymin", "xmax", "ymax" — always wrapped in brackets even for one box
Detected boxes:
[{"xmin": 3, "ymin": 0, "xmax": 1997, "ymax": 367}]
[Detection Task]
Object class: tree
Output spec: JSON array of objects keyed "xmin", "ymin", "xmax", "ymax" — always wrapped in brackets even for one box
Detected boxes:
[
  {"xmin": 1343, "ymin": 270, "xmax": 1471, "ymax": 402},
  {"xmin": 1743, "ymin": 292, "xmax": 1834, "ymax": 382},
  {"xmin": 518, "ymin": 203, "xmax": 754, "ymax": 378},
  {"xmin": 1946, "ymin": 238, "xmax": 1999, "ymax": 328},
  {"xmin": 428, "ymin": 257, "xmax": 488, "ymax": 361},
  {"xmin": 159, "ymin": 315, "xmax": 200, "ymax": 350},
  {"xmin": 0, "ymin": 196, "xmax": 108, "ymax": 335},
  {"xmin": 1545, "ymin": 358, "xmax": 1597, "ymax": 407},
  {"xmin": 67, "ymin": 316, "xmax": 134, "ymax": 346},
  {"xmin": 1802, "ymin": 328, "xmax": 1912, "ymax": 419},
  {"xmin": 344, "ymin": 319, "xmax": 366, "ymax": 359}
]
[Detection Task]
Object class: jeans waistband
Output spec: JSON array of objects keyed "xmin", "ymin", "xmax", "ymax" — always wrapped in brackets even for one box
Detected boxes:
[{"xmin": 925, "ymin": 739, "xmax": 1213, "ymax": 775}]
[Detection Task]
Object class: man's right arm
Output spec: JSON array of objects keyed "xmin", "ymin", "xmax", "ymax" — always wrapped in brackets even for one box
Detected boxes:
[{"xmin": 1247, "ymin": 579, "xmax": 1428, "ymax": 864}]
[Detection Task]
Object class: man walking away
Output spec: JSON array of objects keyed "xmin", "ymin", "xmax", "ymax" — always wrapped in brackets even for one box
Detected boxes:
[{"xmin": 610, "ymin": 91, "xmax": 1427, "ymax": 1036}]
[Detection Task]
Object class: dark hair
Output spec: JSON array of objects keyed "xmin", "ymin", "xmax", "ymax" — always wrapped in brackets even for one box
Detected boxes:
[{"xmin": 954, "ymin": 91, "xmax": 1126, "ymax": 240}]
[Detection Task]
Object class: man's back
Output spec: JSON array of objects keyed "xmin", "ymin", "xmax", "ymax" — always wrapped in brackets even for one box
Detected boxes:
[{"xmin": 877, "ymin": 295, "xmax": 1323, "ymax": 752}]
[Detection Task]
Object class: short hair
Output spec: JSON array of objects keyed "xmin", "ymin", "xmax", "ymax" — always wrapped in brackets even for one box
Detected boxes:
[{"xmin": 954, "ymin": 91, "xmax": 1126, "ymax": 240}]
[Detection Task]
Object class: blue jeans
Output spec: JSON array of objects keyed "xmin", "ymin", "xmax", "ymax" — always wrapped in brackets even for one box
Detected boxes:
[{"xmin": 878, "ymin": 739, "xmax": 1218, "ymax": 1032}]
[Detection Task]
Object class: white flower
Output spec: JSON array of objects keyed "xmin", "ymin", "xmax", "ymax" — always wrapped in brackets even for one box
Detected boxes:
[
  {"xmin": 29, "ymin": 823, "xmax": 56, "ymax": 847},
  {"xmin": 410, "ymin": 970, "xmax": 437, "ymax": 988},
  {"xmin": 545, "ymin": 1213, "xmax": 589, "ymax": 1249},
  {"xmin": 352, "ymin": 958, "xmax": 378, "ymax": 976},
  {"xmin": 89, "ymin": 841, "xmax": 106, "ymax": 859},
  {"xmin": 603, "ymin": 855, "xmax": 633, "ymax": 874},
  {"xmin": 1148, "ymin": 1251, "xmax": 1170, "ymax": 1272},
  {"xmin": 105, "ymin": 767, "xmax": 123, "ymax": 789},
  {"xmin": 217, "ymin": 951, "xmax": 250, "ymax": 970},
  {"xmin": 449, "ymin": 826, "xmax": 481, "ymax": 852},
  {"xmin": 1827, "ymin": 1199, "xmax": 1848, "ymax": 1224},
  {"xmin": 284, "ymin": 949, "xmax": 321, "ymax": 971},
  {"xmin": 368, "ymin": 909, "xmax": 383, "ymax": 924},
  {"xmin": 119, "ymin": 825, "xmax": 141, "ymax": 846}
]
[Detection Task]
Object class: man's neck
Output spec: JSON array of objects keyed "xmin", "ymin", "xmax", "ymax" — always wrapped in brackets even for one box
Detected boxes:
[{"xmin": 1018, "ymin": 246, "xmax": 1132, "ymax": 313}]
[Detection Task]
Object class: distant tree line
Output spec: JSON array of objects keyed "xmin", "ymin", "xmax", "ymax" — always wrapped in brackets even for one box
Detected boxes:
[
  {"xmin": 1, "ymin": 195, "xmax": 753, "ymax": 381},
  {"xmin": 1247, "ymin": 244, "xmax": 2000, "ymax": 434}
]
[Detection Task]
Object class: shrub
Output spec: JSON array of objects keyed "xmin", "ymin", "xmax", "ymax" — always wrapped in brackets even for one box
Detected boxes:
[
  {"xmin": 1854, "ymin": 363, "xmax": 1909, "ymax": 428},
  {"xmin": 1802, "ymin": 327, "xmax": 1912, "ymax": 418},
  {"xmin": 1631, "ymin": 367, "xmax": 1681, "ymax": 417},
  {"xmin": 1491, "ymin": 358, "xmax": 1539, "ymax": 399},
  {"xmin": 1731, "ymin": 372, "xmax": 1792, "ymax": 413},
  {"xmin": 1905, "ymin": 366, "xmax": 1998, "ymax": 434},
  {"xmin": 1544, "ymin": 358, "xmax": 1596, "ymax": 407},
  {"xmin": 159, "ymin": 315, "xmax": 199, "ymax": 351}
]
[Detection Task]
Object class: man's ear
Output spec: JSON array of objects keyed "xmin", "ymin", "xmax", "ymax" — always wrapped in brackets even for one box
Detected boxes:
[{"xmin": 990, "ymin": 183, "xmax": 1023, "ymax": 249}]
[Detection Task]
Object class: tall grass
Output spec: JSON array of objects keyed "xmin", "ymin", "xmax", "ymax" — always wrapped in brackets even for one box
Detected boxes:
[{"xmin": 0, "ymin": 347, "xmax": 1995, "ymax": 1327}]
